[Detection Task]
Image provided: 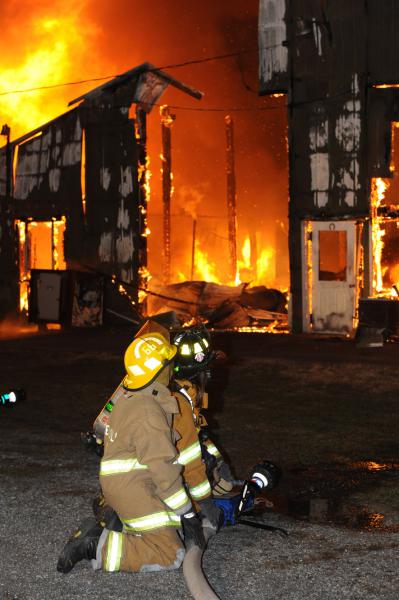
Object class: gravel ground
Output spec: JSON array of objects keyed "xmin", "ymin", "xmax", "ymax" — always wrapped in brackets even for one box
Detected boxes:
[
  {"xmin": 1, "ymin": 328, "xmax": 399, "ymax": 599},
  {"xmin": 1, "ymin": 445, "xmax": 398, "ymax": 600}
]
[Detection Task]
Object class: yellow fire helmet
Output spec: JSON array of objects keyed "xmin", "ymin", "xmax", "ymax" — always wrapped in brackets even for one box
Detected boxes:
[{"xmin": 123, "ymin": 322, "xmax": 177, "ymax": 391}]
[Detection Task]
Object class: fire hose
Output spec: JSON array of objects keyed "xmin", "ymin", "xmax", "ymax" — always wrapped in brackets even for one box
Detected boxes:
[
  {"xmin": 182, "ymin": 461, "xmax": 285, "ymax": 600},
  {"xmin": 85, "ymin": 433, "xmax": 285, "ymax": 599},
  {"xmin": 183, "ymin": 526, "xmax": 221, "ymax": 600}
]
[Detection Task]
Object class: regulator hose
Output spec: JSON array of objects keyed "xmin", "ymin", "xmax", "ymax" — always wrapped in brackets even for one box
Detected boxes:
[{"xmin": 182, "ymin": 527, "xmax": 221, "ymax": 600}]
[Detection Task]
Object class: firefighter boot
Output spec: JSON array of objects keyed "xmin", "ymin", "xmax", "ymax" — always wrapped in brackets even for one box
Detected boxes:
[{"xmin": 57, "ymin": 518, "xmax": 102, "ymax": 574}]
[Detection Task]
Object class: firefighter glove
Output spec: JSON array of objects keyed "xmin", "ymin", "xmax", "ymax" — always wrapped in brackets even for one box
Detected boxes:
[
  {"xmin": 198, "ymin": 497, "xmax": 223, "ymax": 531},
  {"xmin": 181, "ymin": 511, "xmax": 206, "ymax": 550},
  {"xmin": 218, "ymin": 461, "xmax": 233, "ymax": 482},
  {"xmin": 212, "ymin": 460, "xmax": 234, "ymax": 495}
]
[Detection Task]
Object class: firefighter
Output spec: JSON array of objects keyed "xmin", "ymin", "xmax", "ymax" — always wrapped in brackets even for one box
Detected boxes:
[
  {"xmin": 172, "ymin": 325, "xmax": 234, "ymax": 495},
  {"xmin": 57, "ymin": 321, "xmax": 220, "ymax": 574}
]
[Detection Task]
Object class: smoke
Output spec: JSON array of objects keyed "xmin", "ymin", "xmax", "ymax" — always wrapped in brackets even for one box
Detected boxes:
[
  {"xmin": 1, "ymin": 0, "xmax": 289, "ymax": 288},
  {"xmin": 175, "ymin": 184, "xmax": 207, "ymax": 220}
]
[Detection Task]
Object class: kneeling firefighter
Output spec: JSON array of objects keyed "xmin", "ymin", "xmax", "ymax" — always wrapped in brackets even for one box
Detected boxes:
[
  {"xmin": 57, "ymin": 321, "xmax": 220, "ymax": 575},
  {"xmin": 87, "ymin": 323, "xmax": 232, "ymax": 534}
]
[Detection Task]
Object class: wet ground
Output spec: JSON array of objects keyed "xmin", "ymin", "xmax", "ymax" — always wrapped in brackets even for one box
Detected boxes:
[
  {"xmin": 1, "ymin": 326, "xmax": 399, "ymax": 599},
  {"xmin": 265, "ymin": 459, "xmax": 399, "ymax": 532}
]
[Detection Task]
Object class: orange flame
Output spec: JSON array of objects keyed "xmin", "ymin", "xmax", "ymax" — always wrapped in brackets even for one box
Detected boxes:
[
  {"xmin": 236, "ymin": 235, "xmax": 275, "ymax": 286},
  {"xmin": 16, "ymin": 217, "xmax": 66, "ymax": 312},
  {"xmin": 256, "ymin": 247, "xmax": 274, "ymax": 285},
  {"xmin": 0, "ymin": 12, "xmax": 101, "ymax": 139},
  {"xmin": 179, "ymin": 235, "xmax": 275, "ymax": 288},
  {"xmin": 371, "ymin": 178, "xmax": 388, "ymax": 296},
  {"xmin": 193, "ymin": 242, "xmax": 221, "ymax": 284}
]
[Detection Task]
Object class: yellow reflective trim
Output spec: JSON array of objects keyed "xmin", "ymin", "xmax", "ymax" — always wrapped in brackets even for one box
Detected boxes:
[
  {"xmin": 175, "ymin": 441, "xmax": 202, "ymax": 466},
  {"xmin": 180, "ymin": 344, "xmax": 191, "ymax": 356},
  {"xmin": 122, "ymin": 511, "xmax": 181, "ymax": 532},
  {"xmin": 205, "ymin": 443, "xmax": 221, "ymax": 458},
  {"xmin": 164, "ymin": 488, "xmax": 190, "ymax": 510},
  {"xmin": 190, "ymin": 479, "xmax": 212, "ymax": 500},
  {"xmin": 105, "ymin": 531, "xmax": 123, "ymax": 572},
  {"xmin": 100, "ymin": 458, "xmax": 148, "ymax": 476}
]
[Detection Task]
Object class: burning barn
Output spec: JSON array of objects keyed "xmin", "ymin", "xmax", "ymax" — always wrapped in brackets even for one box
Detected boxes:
[
  {"xmin": 0, "ymin": 64, "xmax": 202, "ymax": 325},
  {"xmin": 0, "ymin": 63, "xmax": 290, "ymax": 330},
  {"xmin": 259, "ymin": 0, "xmax": 399, "ymax": 335}
]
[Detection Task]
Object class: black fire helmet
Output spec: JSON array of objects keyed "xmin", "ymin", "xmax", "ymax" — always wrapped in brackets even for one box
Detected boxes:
[{"xmin": 172, "ymin": 325, "xmax": 215, "ymax": 379}]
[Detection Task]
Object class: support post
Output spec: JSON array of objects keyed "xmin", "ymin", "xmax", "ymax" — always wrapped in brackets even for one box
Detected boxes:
[
  {"xmin": 136, "ymin": 106, "xmax": 149, "ymax": 308},
  {"xmin": 0, "ymin": 124, "xmax": 18, "ymax": 318},
  {"xmin": 225, "ymin": 115, "xmax": 238, "ymax": 281},
  {"xmin": 160, "ymin": 105, "xmax": 175, "ymax": 285},
  {"xmin": 191, "ymin": 219, "xmax": 197, "ymax": 280},
  {"xmin": 250, "ymin": 232, "xmax": 258, "ymax": 281}
]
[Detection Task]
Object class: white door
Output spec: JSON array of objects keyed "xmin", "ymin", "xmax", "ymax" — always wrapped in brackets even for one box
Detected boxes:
[
  {"xmin": 303, "ymin": 221, "xmax": 357, "ymax": 334},
  {"xmin": 37, "ymin": 272, "xmax": 62, "ymax": 321}
]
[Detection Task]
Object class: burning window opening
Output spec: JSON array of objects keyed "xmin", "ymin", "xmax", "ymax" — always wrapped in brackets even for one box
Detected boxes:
[
  {"xmin": 16, "ymin": 217, "xmax": 66, "ymax": 312},
  {"xmin": 371, "ymin": 122, "xmax": 399, "ymax": 299}
]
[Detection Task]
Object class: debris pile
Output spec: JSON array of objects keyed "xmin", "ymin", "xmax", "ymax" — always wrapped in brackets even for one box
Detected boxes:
[{"xmin": 146, "ymin": 281, "xmax": 288, "ymax": 330}]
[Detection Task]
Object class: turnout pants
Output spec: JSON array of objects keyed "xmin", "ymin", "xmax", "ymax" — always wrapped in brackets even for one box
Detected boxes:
[
  {"xmin": 95, "ymin": 527, "xmax": 184, "ymax": 573},
  {"xmin": 97, "ymin": 474, "xmax": 185, "ymax": 573}
]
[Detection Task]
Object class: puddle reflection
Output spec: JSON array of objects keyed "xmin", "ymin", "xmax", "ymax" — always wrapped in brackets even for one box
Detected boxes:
[{"xmin": 264, "ymin": 460, "xmax": 399, "ymax": 533}]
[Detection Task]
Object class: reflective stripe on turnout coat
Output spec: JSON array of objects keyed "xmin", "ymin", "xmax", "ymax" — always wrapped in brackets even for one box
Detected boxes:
[{"xmin": 99, "ymin": 381, "xmax": 192, "ymax": 534}]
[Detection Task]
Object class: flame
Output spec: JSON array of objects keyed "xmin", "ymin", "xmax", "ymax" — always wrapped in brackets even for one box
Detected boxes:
[
  {"xmin": 0, "ymin": 12, "xmax": 100, "ymax": 139},
  {"xmin": 0, "ymin": 7, "xmax": 289, "ymax": 319},
  {"xmin": 53, "ymin": 217, "xmax": 66, "ymax": 270},
  {"xmin": 371, "ymin": 178, "xmax": 388, "ymax": 295},
  {"xmin": 241, "ymin": 237, "xmax": 251, "ymax": 269},
  {"xmin": 236, "ymin": 235, "xmax": 275, "ymax": 286},
  {"xmin": 15, "ymin": 217, "xmax": 66, "ymax": 312},
  {"xmin": 256, "ymin": 247, "xmax": 274, "ymax": 284},
  {"xmin": 177, "ymin": 234, "xmax": 277, "ymax": 288},
  {"xmin": 114, "ymin": 281, "xmax": 136, "ymax": 306},
  {"xmin": 144, "ymin": 156, "xmax": 152, "ymax": 204},
  {"xmin": 305, "ymin": 221, "xmax": 313, "ymax": 323},
  {"xmin": 160, "ymin": 104, "xmax": 175, "ymax": 127},
  {"xmin": 193, "ymin": 242, "xmax": 221, "ymax": 284},
  {"xmin": 138, "ymin": 265, "xmax": 151, "ymax": 303},
  {"xmin": 16, "ymin": 221, "xmax": 28, "ymax": 312}
]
